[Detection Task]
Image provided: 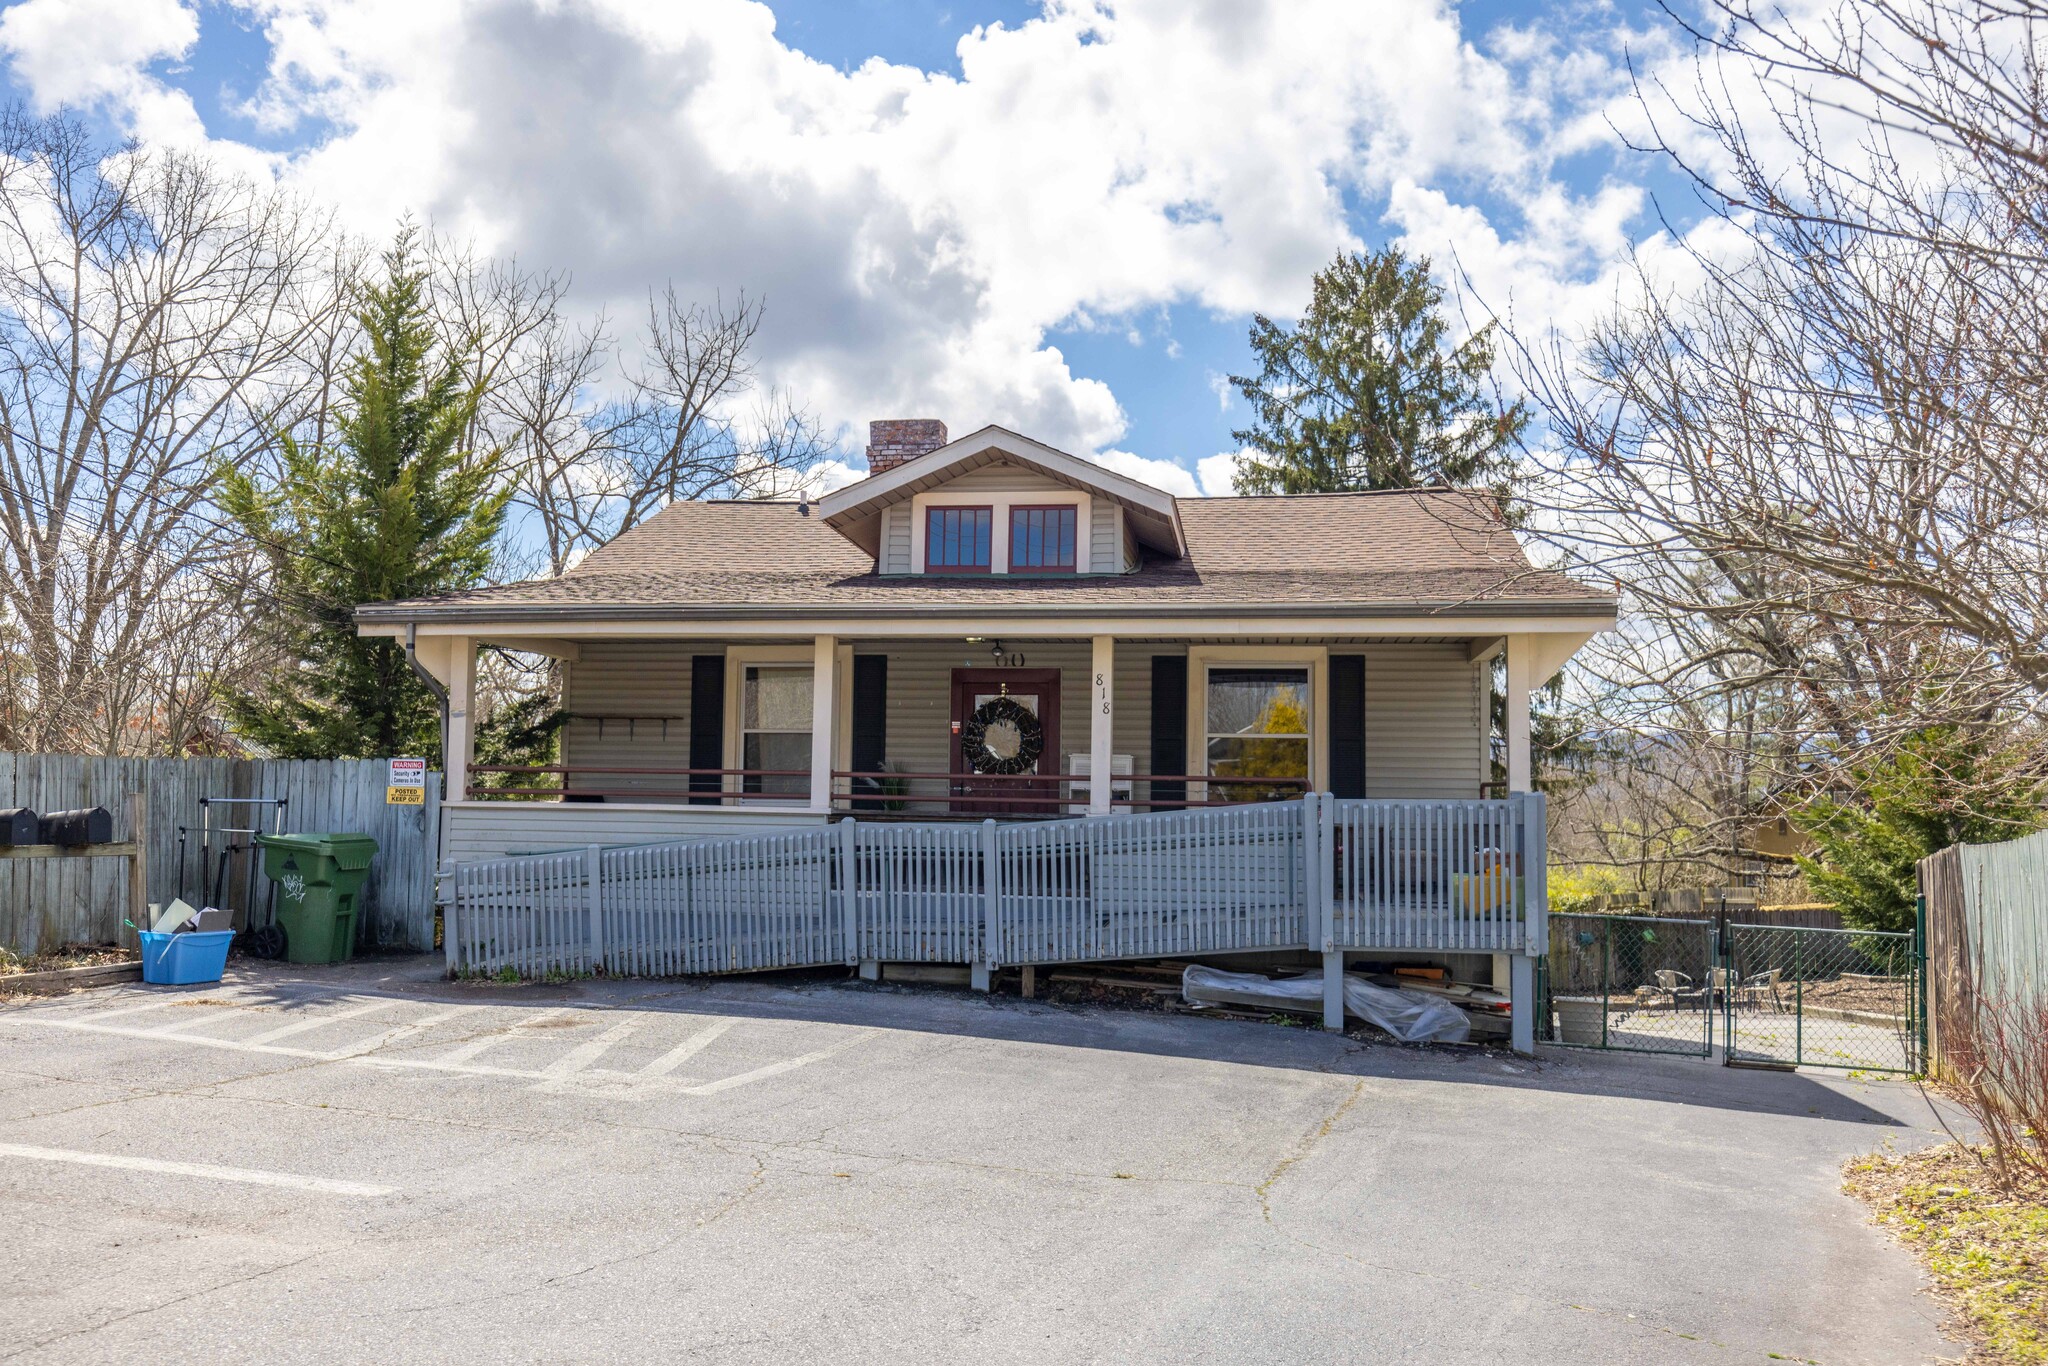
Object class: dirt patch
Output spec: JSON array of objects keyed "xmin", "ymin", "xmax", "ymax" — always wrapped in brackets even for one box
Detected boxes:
[
  {"xmin": 1845, "ymin": 1143, "xmax": 2047, "ymax": 1363},
  {"xmin": 1798, "ymin": 978, "xmax": 1908, "ymax": 1017},
  {"xmin": 0, "ymin": 943, "xmax": 136, "ymax": 975}
]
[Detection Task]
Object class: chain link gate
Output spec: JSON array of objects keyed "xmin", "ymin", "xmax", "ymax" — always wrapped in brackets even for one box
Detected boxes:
[
  {"xmin": 1722, "ymin": 920, "xmax": 1924, "ymax": 1073},
  {"xmin": 1539, "ymin": 913, "xmax": 1716, "ymax": 1056}
]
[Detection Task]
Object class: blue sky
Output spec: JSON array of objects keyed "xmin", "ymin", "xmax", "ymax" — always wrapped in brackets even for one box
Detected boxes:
[{"xmin": 0, "ymin": 0, "xmax": 1703, "ymax": 493}]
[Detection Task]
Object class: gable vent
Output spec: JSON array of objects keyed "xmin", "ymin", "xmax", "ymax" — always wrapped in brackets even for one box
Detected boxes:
[{"xmin": 865, "ymin": 419, "xmax": 948, "ymax": 474}]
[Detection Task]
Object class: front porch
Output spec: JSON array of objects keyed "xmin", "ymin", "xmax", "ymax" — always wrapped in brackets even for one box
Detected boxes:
[
  {"xmin": 435, "ymin": 629, "xmax": 1568, "ymax": 859},
  {"xmin": 399, "ymin": 625, "xmax": 1572, "ymax": 1049}
]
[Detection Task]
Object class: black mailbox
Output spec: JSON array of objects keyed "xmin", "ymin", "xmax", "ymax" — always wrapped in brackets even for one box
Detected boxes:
[
  {"xmin": 0, "ymin": 808, "xmax": 39, "ymax": 845},
  {"xmin": 39, "ymin": 807, "xmax": 112, "ymax": 848}
]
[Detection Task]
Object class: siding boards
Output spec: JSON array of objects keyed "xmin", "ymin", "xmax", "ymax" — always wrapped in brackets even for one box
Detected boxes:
[
  {"xmin": 442, "ymin": 803, "xmax": 825, "ymax": 861},
  {"xmin": 1364, "ymin": 644, "xmax": 1484, "ymax": 799},
  {"xmin": 1089, "ymin": 502, "xmax": 1123, "ymax": 573},
  {"xmin": 927, "ymin": 464, "xmax": 1074, "ymax": 494},
  {"xmin": 560, "ymin": 641, "xmax": 695, "ymax": 798},
  {"xmin": 880, "ymin": 504, "xmax": 913, "ymax": 574}
]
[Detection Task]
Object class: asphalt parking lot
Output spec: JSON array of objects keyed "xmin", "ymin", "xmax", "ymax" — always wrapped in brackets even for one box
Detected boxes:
[{"xmin": 0, "ymin": 958, "xmax": 1956, "ymax": 1364}]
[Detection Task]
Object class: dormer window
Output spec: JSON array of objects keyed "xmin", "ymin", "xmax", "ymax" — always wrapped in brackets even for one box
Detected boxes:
[
  {"xmin": 1008, "ymin": 506, "xmax": 1077, "ymax": 573},
  {"xmin": 925, "ymin": 506, "xmax": 992, "ymax": 573}
]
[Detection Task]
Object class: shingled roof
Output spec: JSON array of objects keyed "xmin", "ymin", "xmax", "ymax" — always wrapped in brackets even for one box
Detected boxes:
[{"xmin": 357, "ymin": 487, "xmax": 1613, "ymax": 625}]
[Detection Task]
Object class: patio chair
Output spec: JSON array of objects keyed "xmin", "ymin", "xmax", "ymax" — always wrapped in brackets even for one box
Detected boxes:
[
  {"xmin": 1653, "ymin": 969, "xmax": 1705, "ymax": 1010},
  {"xmin": 1705, "ymin": 966, "xmax": 1735, "ymax": 1005},
  {"xmin": 1737, "ymin": 968, "xmax": 1783, "ymax": 1012}
]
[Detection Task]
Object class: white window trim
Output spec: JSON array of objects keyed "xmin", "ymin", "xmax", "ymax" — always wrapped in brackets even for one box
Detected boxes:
[
  {"xmin": 724, "ymin": 645, "xmax": 817, "ymax": 805},
  {"xmin": 910, "ymin": 489, "xmax": 1093, "ymax": 575},
  {"xmin": 1185, "ymin": 645, "xmax": 1329, "ymax": 798}
]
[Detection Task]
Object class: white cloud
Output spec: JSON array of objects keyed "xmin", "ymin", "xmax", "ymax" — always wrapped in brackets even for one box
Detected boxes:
[
  {"xmin": 1092, "ymin": 448, "xmax": 1196, "ymax": 497},
  {"xmin": 0, "ymin": 0, "xmax": 1683, "ymax": 483},
  {"xmin": 0, "ymin": 0, "xmax": 209, "ymax": 144},
  {"xmin": 1196, "ymin": 451, "xmax": 1250, "ymax": 497}
]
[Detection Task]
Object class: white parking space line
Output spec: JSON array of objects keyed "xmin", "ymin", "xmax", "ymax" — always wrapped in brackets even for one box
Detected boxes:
[
  {"xmin": 435, "ymin": 1008, "xmax": 570, "ymax": 1064},
  {"xmin": 65, "ymin": 999, "xmax": 198, "ymax": 1025},
  {"xmin": 529, "ymin": 1023, "xmax": 638, "ymax": 1092},
  {"xmin": 7, "ymin": 1002, "xmax": 875, "ymax": 1099},
  {"xmin": 636, "ymin": 1018, "xmax": 737, "ymax": 1079},
  {"xmin": 139, "ymin": 1007, "xmax": 268, "ymax": 1040},
  {"xmin": 242, "ymin": 1000, "xmax": 398, "ymax": 1045},
  {"xmin": 0, "ymin": 1142, "xmax": 393, "ymax": 1197},
  {"xmin": 331, "ymin": 1005, "xmax": 481, "ymax": 1057},
  {"xmin": 680, "ymin": 1031, "xmax": 875, "ymax": 1095}
]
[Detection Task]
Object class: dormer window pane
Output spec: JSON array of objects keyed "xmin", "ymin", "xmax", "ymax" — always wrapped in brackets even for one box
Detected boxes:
[
  {"xmin": 1009, "ymin": 506, "xmax": 1077, "ymax": 573},
  {"xmin": 926, "ymin": 506, "xmax": 992, "ymax": 572}
]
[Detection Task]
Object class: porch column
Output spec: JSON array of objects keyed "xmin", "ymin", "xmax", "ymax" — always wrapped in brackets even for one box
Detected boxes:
[
  {"xmin": 446, "ymin": 637, "xmax": 476, "ymax": 799},
  {"xmin": 1503, "ymin": 633, "xmax": 1539, "ymax": 1055},
  {"xmin": 1088, "ymin": 635, "xmax": 1115, "ymax": 815},
  {"xmin": 810, "ymin": 635, "xmax": 837, "ymax": 814},
  {"xmin": 1504, "ymin": 632, "xmax": 1533, "ymax": 794}
]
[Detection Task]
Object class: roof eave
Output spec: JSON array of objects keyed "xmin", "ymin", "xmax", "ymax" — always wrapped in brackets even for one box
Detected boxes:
[{"xmin": 356, "ymin": 596, "xmax": 1619, "ymax": 626}]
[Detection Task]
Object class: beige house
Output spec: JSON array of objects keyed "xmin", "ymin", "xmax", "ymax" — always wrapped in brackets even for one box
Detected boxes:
[{"xmin": 358, "ymin": 421, "xmax": 1614, "ymax": 1045}]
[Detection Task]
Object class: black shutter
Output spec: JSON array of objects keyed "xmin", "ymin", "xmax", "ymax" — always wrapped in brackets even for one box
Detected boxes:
[
  {"xmin": 1149, "ymin": 655, "xmax": 1188, "ymax": 811},
  {"xmin": 1329, "ymin": 654, "xmax": 1366, "ymax": 799},
  {"xmin": 850, "ymin": 655, "xmax": 888, "ymax": 811},
  {"xmin": 689, "ymin": 655, "xmax": 725, "ymax": 805}
]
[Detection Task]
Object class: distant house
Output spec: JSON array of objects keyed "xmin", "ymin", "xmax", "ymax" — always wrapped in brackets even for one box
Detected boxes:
[{"xmin": 358, "ymin": 421, "xmax": 1615, "ymax": 1047}]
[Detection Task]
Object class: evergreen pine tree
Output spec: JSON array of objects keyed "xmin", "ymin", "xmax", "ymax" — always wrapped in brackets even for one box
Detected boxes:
[
  {"xmin": 1230, "ymin": 248, "xmax": 1526, "ymax": 499},
  {"xmin": 1794, "ymin": 726, "xmax": 2041, "ymax": 933},
  {"xmin": 222, "ymin": 227, "xmax": 510, "ymax": 759}
]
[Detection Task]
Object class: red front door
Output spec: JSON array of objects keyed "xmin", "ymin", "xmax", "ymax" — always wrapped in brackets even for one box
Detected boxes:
[{"xmin": 950, "ymin": 668, "xmax": 1062, "ymax": 815}]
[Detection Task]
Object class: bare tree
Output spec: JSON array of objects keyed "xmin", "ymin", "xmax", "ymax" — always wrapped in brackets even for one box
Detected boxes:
[
  {"xmin": 496, "ymin": 289, "xmax": 830, "ymax": 577},
  {"xmin": 1517, "ymin": 3, "xmax": 2048, "ymax": 881},
  {"xmin": 0, "ymin": 111, "xmax": 341, "ymax": 754}
]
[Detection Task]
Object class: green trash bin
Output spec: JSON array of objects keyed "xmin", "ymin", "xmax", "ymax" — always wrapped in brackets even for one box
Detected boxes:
[{"xmin": 254, "ymin": 833, "xmax": 379, "ymax": 964}]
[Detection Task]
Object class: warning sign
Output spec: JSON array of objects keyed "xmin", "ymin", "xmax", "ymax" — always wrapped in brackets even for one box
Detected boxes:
[{"xmin": 387, "ymin": 756, "xmax": 427, "ymax": 805}]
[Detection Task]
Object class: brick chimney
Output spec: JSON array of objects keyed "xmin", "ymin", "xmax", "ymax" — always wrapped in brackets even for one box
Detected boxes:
[{"xmin": 865, "ymin": 419, "xmax": 948, "ymax": 475}]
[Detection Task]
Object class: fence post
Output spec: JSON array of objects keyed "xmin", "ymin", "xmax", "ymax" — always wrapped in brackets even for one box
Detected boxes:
[
  {"xmin": 1310, "ymin": 794, "xmax": 1342, "ymax": 1031},
  {"xmin": 975, "ymin": 819, "xmax": 998, "ymax": 992},
  {"xmin": 585, "ymin": 844, "xmax": 603, "ymax": 975},
  {"xmin": 441, "ymin": 862, "xmax": 458, "ymax": 976},
  {"xmin": 840, "ymin": 819, "xmax": 858, "ymax": 966},
  {"xmin": 1509, "ymin": 792, "xmax": 1542, "ymax": 1055}
]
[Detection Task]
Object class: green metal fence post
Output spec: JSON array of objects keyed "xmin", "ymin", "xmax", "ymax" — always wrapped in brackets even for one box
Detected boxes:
[
  {"xmin": 1914, "ymin": 894, "xmax": 1929, "ymax": 1074},
  {"xmin": 1600, "ymin": 915, "xmax": 1611, "ymax": 1049},
  {"xmin": 1793, "ymin": 929, "xmax": 1804, "ymax": 1067}
]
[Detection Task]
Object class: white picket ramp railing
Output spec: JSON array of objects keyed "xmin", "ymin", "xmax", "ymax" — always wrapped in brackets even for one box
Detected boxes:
[
  {"xmin": 446, "ymin": 793, "xmax": 1547, "ymax": 977},
  {"xmin": 994, "ymin": 801, "xmax": 1305, "ymax": 965},
  {"xmin": 1329, "ymin": 795, "xmax": 1546, "ymax": 955}
]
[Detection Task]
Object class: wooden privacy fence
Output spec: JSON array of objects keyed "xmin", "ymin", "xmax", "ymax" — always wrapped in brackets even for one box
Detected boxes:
[
  {"xmin": 445, "ymin": 793, "xmax": 1548, "ymax": 978},
  {"xmin": 0, "ymin": 754, "xmax": 440, "ymax": 955},
  {"xmin": 1920, "ymin": 831, "xmax": 2048, "ymax": 1075}
]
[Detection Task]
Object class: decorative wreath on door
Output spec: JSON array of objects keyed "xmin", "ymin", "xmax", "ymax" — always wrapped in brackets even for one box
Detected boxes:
[{"xmin": 960, "ymin": 695, "xmax": 1045, "ymax": 775}]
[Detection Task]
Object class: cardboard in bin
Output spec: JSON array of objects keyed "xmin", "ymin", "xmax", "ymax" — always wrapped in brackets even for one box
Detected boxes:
[{"xmin": 149, "ymin": 899, "xmax": 233, "ymax": 934}]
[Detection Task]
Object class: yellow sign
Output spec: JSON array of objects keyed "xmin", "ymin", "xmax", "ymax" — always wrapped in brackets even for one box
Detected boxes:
[{"xmin": 387, "ymin": 757, "xmax": 427, "ymax": 805}]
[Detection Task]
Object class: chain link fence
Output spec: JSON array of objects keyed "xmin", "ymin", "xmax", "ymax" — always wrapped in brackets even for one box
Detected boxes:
[
  {"xmin": 1724, "ymin": 923, "xmax": 1920, "ymax": 1073},
  {"xmin": 1540, "ymin": 913, "xmax": 1715, "ymax": 1056}
]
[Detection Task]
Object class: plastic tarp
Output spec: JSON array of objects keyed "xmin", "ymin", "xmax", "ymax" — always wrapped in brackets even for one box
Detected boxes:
[{"xmin": 1180, "ymin": 965, "xmax": 1471, "ymax": 1044}]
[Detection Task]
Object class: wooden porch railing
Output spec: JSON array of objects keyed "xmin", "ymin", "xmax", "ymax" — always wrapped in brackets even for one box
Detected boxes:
[
  {"xmin": 462, "ymin": 763, "xmax": 1309, "ymax": 813},
  {"xmin": 831, "ymin": 769, "xmax": 1308, "ymax": 815},
  {"xmin": 464, "ymin": 763, "xmax": 808, "ymax": 802}
]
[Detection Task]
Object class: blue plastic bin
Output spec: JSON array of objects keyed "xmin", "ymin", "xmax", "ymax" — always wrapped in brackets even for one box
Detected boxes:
[{"xmin": 139, "ymin": 929, "xmax": 234, "ymax": 986}]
